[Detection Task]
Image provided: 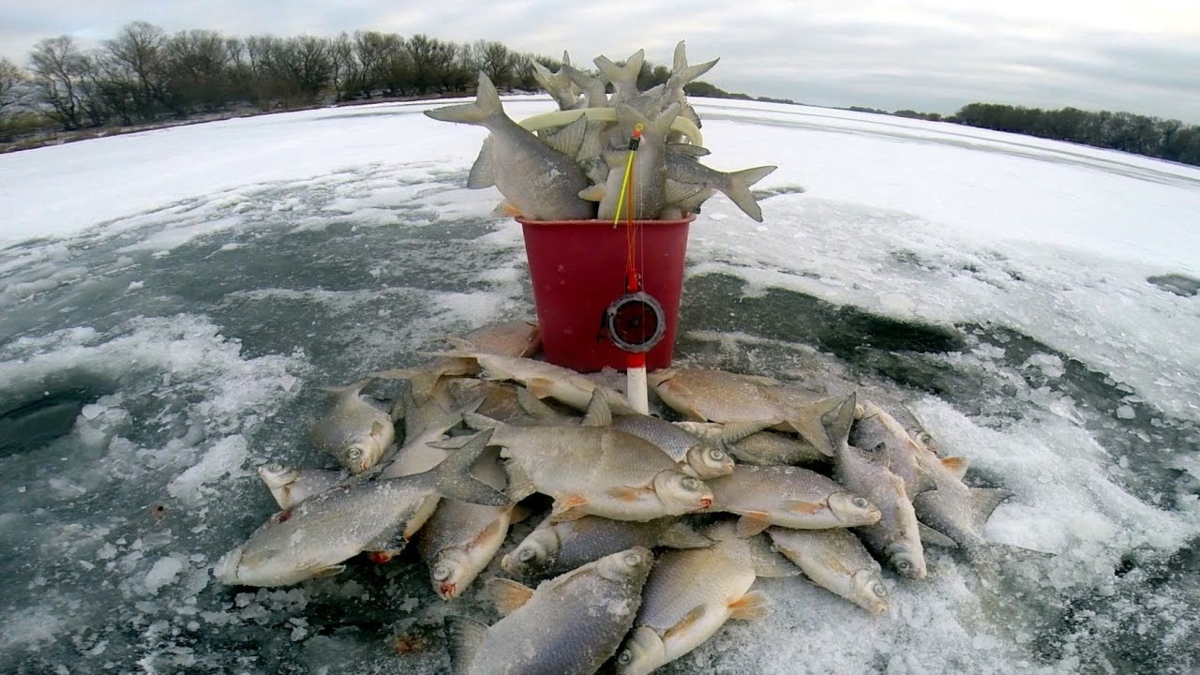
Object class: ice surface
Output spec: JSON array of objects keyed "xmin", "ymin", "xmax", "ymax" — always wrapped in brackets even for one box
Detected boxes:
[{"xmin": 1, "ymin": 97, "xmax": 1198, "ymax": 674}]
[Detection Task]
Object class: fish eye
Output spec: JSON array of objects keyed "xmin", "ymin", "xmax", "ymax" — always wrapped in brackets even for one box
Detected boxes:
[
  {"xmin": 872, "ymin": 583, "xmax": 888, "ymax": 597},
  {"xmin": 268, "ymin": 463, "xmax": 284, "ymax": 472},
  {"xmin": 623, "ymin": 552, "xmax": 642, "ymax": 566},
  {"xmin": 433, "ymin": 565, "xmax": 451, "ymax": 581},
  {"xmin": 347, "ymin": 447, "xmax": 363, "ymax": 460},
  {"xmin": 852, "ymin": 497, "xmax": 869, "ymax": 508},
  {"xmin": 896, "ymin": 560, "xmax": 911, "ymax": 571},
  {"xmin": 919, "ymin": 432, "xmax": 934, "ymax": 444},
  {"xmin": 518, "ymin": 547, "xmax": 537, "ymax": 562},
  {"xmin": 709, "ymin": 449, "xmax": 725, "ymax": 461},
  {"xmin": 618, "ymin": 650, "xmax": 632, "ymax": 665},
  {"xmin": 681, "ymin": 477, "xmax": 699, "ymax": 491}
]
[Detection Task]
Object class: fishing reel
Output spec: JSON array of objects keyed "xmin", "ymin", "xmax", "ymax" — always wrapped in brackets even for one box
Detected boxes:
[{"xmin": 604, "ymin": 291, "xmax": 666, "ymax": 353}]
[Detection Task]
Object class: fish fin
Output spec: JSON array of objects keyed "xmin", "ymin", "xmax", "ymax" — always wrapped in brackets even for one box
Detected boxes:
[
  {"xmin": 444, "ymin": 616, "xmax": 488, "ymax": 675},
  {"xmin": 462, "ymin": 411, "xmax": 504, "ymax": 431},
  {"xmin": 657, "ymin": 521, "xmax": 716, "ymax": 549},
  {"xmin": 747, "ymin": 536, "xmax": 802, "ymax": 578},
  {"xmin": 721, "ymin": 165, "xmax": 776, "ymax": 222},
  {"xmin": 728, "ymin": 590, "xmax": 772, "ymax": 620},
  {"xmin": 424, "ymin": 73, "xmax": 503, "ymax": 126},
  {"xmin": 667, "ymin": 142, "xmax": 710, "ymax": 158},
  {"xmin": 503, "ymin": 460, "xmax": 537, "ymax": 502},
  {"xmin": 918, "ymin": 522, "xmax": 959, "ymax": 549},
  {"xmin": 432, "ymin": 430, "xmax": 509, "ymax": 506},
  {"xmin": 663, "ymin": 605, "xmax": 707, "ymax": 640},
  {"xmin": 540, "ymin": 113, "xmax": 587, "ymax": 158},
  {"xmin": 607, "ymin": 486, "xmax": 653, "ymax": 502},
  {"xmin": 515, "ymin": 386, "xmax": 560, "ymax": 420},
  {"xmin": 735, "ymin": 512, "xmax": 773, "ymax": 538},
  {"xmin": 578, "ymin": 183, "xmax": 606, "ymax": 202},
  {"xmin": 720, "ymin": 419, "xmax": 779, "ymax": 444},
  {"xmin": 784, "ymin": 394, "xmax": 850, "ymax": 458},
  {"xmin": 783, "ymin": 500, "xmax": 826, "ymax": 515},
  {"xmin": 664, "ymin": 178, "xmax": 705, "ymax": 205},
  {"xmin": 467, "ymin": 137, "xmax": 496, "ymax": 188},
  {"xmin": 581, "ymin": 390, "xmax": 612, "ymax": 427},
  {"xmin": 594, "ymin": 50, "xmax": 644, "ymax": 94},
  {"xmin": 914, "ymin": 466, "xmax": 939, "ymax": 496},
  {"xmin": 941, "ymin": 457, "xmax": 970, "ymax": 481},
  {"xmin": 491, "ymin": 200, "xmax": 522, "ymax": 218},
  {"xmin": 548, "ymin": 493, "xmax": 590, "ymax": 517},
  {"xmin": 526, "ymin": 377, "xmax": 556, "ymax": 399},
  {"xmin": 363, "ymin": 524, "xmax": 410, "ymax": 554},
  {"xmin": 970, "ymin": 488, "xmax": 1014, "ymax": 530},
  {"xmin": 428, "ymin": 436, "xmax": 471, "ymax": 450},
  {"xmin": 485, "ymin": 577, "xmax": 535, "ymax": 616},
  {"xmin": 306, "ymin": 563, "xmax": 347, "ymax": 579}
]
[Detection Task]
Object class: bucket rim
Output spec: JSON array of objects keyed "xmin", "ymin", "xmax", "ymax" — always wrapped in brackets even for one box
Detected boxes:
[{"xmin": 515, "ymin": 214, "xmax": 696, "ymax": 227}]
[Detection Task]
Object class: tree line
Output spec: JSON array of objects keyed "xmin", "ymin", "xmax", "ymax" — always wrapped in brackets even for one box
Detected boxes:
[
  {"xmin": 0, "ymin": 22, "xmax": 557, "ymax": 140},
  {"xmin": 2, "ymin": 22, "xmax": 1198, "ymax": 168}
]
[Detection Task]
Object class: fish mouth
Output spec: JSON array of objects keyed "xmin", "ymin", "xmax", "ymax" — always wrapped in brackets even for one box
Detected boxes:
[
  {"xmin": 438, "ymin": 582, "xmax": 458, "ymax": 599},
  {"xmin": 212, "ymin": 546, "xmax": 244, "ymax": 584},
  {"xmin": 698, "ymin": 496, "xmax": 713, "ymax": 509},
  {"xmin": 368, "ymin": 551, "xmax": 395, "ymax": 564}
]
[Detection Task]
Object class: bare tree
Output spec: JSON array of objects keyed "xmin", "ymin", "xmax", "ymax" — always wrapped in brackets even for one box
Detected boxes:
[
  {"xmin": 0, "ymin": 57, "xmax": 26, "ymax": 116},
  {"xmin": 104, "ymin": 21, "xmax": 170, "ymax": 119},
  {"xmin": 166, "ymin": 29, "xmax": 233, "ymax": 111},
  {"xmin": 29, "ymin": 36, "xmax": 95, "ymax": 129}
]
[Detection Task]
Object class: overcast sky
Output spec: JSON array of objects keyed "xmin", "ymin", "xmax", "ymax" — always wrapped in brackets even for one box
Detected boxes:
[{"xmin": 3, "ymin": 0, "xmax": 1199, "ymax": 123}]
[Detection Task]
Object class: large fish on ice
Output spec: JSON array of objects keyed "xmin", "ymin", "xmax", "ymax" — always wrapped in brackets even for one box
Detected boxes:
[
  {"xmin": 308, "ymin": 379, "xmax": 397, "ymax": 474},
  {"xmin": 502, "ymin": 514, "xmax": 712, "ymax": 579},
  {"xmin": 767, "ymin": 527, "xmax": 890, "ymax": 615},
  {"xmin": 707, "ymin": 464, "xmax": 881, "ymax": 536},
  {"xmin": 213, "ymin": 431, "xmax": 507, "ymax": 587},
  {"xmin": 424, "ymin": 73, "xmax": 594, "ymax": 221},
  {"xmin": 444, "ymin": 547, "xmax": 653, "ymax": 675},
  {"xmin": 614, "ymin": 521, "xmax": 798, "ymax": 675}
]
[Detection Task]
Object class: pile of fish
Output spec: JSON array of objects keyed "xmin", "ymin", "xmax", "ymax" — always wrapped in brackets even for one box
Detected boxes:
[
  {"xmin": 424, "ymin": 43, "xmax": 778, "ymax": 222},
  {"xmin": 213, "ymin": 321, "xmax": 1034, "ymax": 674}
]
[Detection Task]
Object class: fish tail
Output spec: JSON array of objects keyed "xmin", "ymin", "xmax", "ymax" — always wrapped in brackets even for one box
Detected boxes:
[
  {"xmin": 424, "ymin": 73, "xmax": 504, "ymax": 126},
  {"xmin": 594, "ymin": 50, "xmax": 644, "ymax": 90},
  {"xmin": 433, "ymin": 429, "xmax": 510, "ymax": 506},
  {"xmin": 722, "ymin": 165, "xmax": 777, "ymax": 223},
  {"xmin": 444, "ymin": 616, "xmax": 488, "ymax": 675}
]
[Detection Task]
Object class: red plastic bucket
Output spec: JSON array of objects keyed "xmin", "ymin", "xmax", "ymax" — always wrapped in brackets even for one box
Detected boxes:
[{"xmin": 517, "ymin": 216, "xmax": 693, "ymax": 372}]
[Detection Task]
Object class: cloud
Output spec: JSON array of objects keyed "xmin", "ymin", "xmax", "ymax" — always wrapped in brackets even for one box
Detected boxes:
[{"xmin": 0, "ymin": 0, "xmax": 1197, "ymax": 123}]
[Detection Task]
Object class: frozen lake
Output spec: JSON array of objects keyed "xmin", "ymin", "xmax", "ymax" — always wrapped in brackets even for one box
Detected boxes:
[{"xmin": 1, "ymin": 97, "xmax": 1198, "ymax": 674}]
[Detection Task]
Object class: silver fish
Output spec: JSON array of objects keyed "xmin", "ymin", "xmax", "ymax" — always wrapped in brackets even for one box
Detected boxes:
[
  {"xmin": 256, "ymin": 463, "xmax": 345, "ymax": 510},
  {"xmin": 675, "ymin": 420, "xmax": 828, "ymax": 467},
  {"xmin": 597, "ymin": 103, "xmax": 679, "ymax": 221},
  {"xmin": 649, "ymin": 368, "xmax": 851, "ymax": 458},
  {"xmin": 767, "ymin": 527, "xmax": 889, "ymax": 615},
  {"xmin": 467, "ymin": 409, "xmax": 713, "ymax": 522},
  {"xmin": 594, "ymin": 49, "xmax": 646, "ymax": 103},
  {"xmin": 614, "ymin": 521, "xmax": 797, "ymax": 675},
  {"xmin": 444, "ymin": 547, "xmax": 653, "ymax": 675},
  {"xmin": 612, "ymin": 414, "xmax": 735, "ymax": 480},
  {"xmin": 424, "ymin": 73, "xmax": 594, "ymax": 221},
  {"xmin": 213, "ymin": 431, "xmax": 508, "ymax": 587},
  {"xmin": 708, "ymin": 464, "xmax": 881, "ymax": 537},
  {"xmin": 502, "ymin": 514, "xmax": 712, "ymax": 579},
  {"xmin": 532, "ymin": 51, "xmax": 582, "ymax": 111},
  {"xmin": 308, "ymin": 379, "xmax": 395, "ymax": 474},
  {"xmin": 831, "ymin": 394, "xmax": 927, "ymax": 579},
  {"xmin": 849, "ymin": 399, "xmax": 933, "ymax": 498}
]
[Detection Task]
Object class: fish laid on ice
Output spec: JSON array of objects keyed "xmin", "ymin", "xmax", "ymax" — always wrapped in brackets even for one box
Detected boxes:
[
  {"xmin": 445, "ymin": 547, "xmax": 653, "ymax": 675},
  {"xmin": 213, "ymin": 431, "xmax": 507, "ymax": 587},
  {"xmin": 614, "ymin": 522, "xmax": 798, "ymax": 675},
  {"xmin": 256, "ymin": 464, "xmax": 345, "ymax": 510},
  {"xmin": 424, "ymin": 73, "xmax": 594, "ymax": 221},
  {"xmin": 425, "ymin": 339, "xmax": 634, "ymax": 414},
  {"xmin": 708, "ymin": 464, "xmax": 881, "ymax": 537},
  {"xmin": 611, "ymin": 413, "xmax": 735, "ymax": 480},
  {"xmin": 830, "ymin": 394, "xmax": 927, "ymax": 579},
  {"xmin": 850, "ymin": 399, "xmax": 935, "ymax": 498},
  {"xmin": 465, "ymin": 402, "xmax": 713, "ymax": 522},
  {"xmin": 502, "ymin": 514, "xmax": 712, "ymax": 579},
  {"xmin": 648, "ymin": 368, "xmax": 852, "ymax": 458},
  {"xmin": 675, "ymin": 420, "xmax": 828, "ymax": 467},
  {"xmin": 416, "ymin": 446, "xmax": 515, "ymax": 600},
  {"xmin": 767, "ymin": 527, "xmax": 889, "ymax": 615},
  {"xmin": 909, "ymin": 446, "xmax": 1018, "ymax": 558},
  {"xmin": 309, "ymin": 379, "xmax": 396, "ymax": 474}
]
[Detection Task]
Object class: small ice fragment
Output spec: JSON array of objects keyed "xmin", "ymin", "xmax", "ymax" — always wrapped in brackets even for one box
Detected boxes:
[
  {"xmin": 81, "ymin": 404, "xmax": 107, "ymax": 420},
  {"xmin": 280, "ymin": 374, "xmax": 298, "ymax": 392},
  {"xmin": 17, "ymin": 486, "xmax": 25, "ymax": 493},
  {"xmin": 128, "ymin": 281, "xmax": 145, "ymax": 290},
  {"xmin": 145, "ymin": 556, "xmax": 184, "ymax": 594},
  {"xmin": 1116, "ymin": 405, "xmax": 1136, "ymax": 420}
]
